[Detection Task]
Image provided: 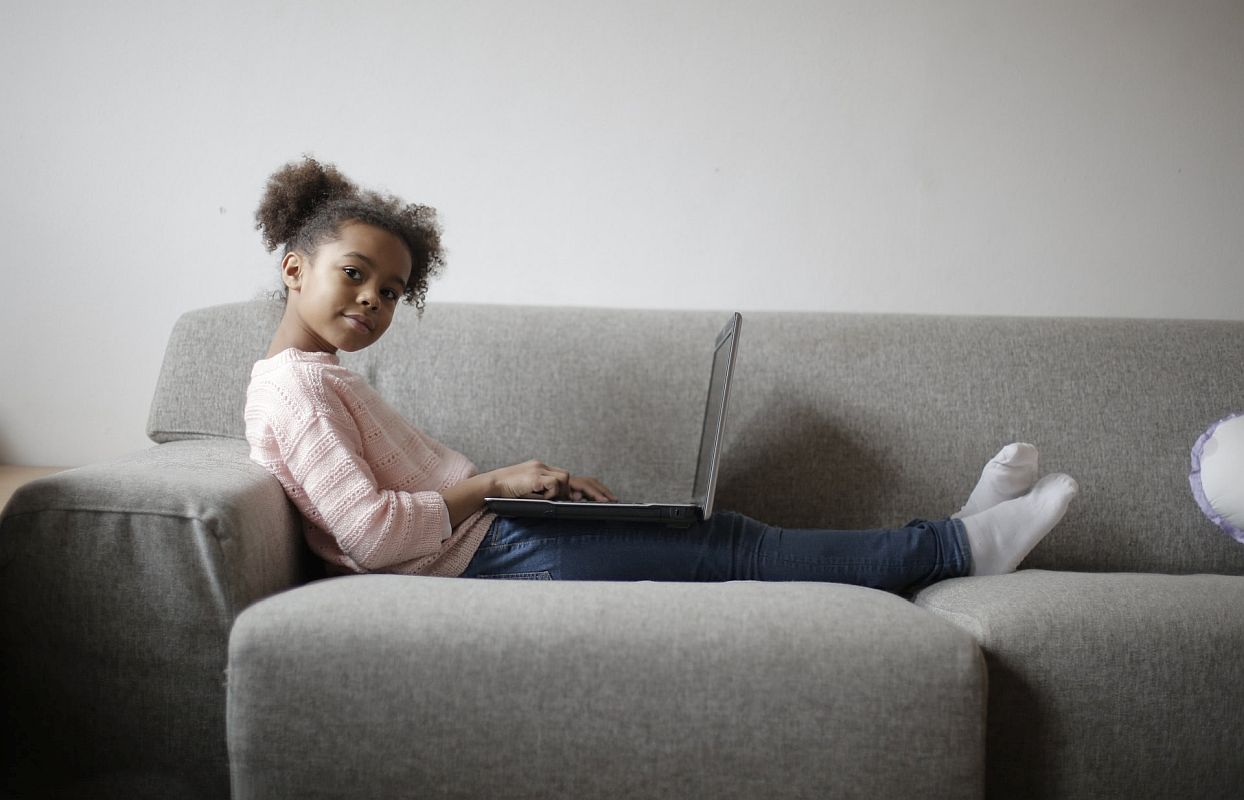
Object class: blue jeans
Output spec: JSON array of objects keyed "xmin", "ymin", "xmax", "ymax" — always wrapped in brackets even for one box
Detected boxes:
[{"xmin": 461, "ymin": 511, "xmax": 971, "ymax": 594}]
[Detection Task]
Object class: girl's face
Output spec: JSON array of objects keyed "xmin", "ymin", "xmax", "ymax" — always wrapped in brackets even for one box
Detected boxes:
[{"xmin": 279, "ymin": 222, "xmax": 413, "ymax": 354}]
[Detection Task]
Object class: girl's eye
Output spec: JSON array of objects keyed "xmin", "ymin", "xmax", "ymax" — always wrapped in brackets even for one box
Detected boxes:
[
  {"xmin": 343, "ymin": 267, "xmax": 361, "ymax": 280},
  {"xmin": 381, "ymin": 288, "xmax": 399, "ymax": 301}
]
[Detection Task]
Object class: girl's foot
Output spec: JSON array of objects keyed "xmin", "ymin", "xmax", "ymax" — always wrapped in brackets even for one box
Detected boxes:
[
  {"xmin": 953, "ymin": 443, "xmax": 1040, "ymax": 518},
  {"xmin": 960, "ymin": 473, "xmax": 1078, "ymax": 576}
]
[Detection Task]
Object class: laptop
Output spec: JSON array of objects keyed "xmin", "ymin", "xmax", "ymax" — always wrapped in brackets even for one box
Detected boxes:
[{"xmin": 484, "ymin": 312, "xmax": 742, "ymax": 528}]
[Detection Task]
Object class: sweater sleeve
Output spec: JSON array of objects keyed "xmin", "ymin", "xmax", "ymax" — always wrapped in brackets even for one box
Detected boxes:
[{"xmin": 266, "ymin": 404, "xmax": 452, "ymax": 572}]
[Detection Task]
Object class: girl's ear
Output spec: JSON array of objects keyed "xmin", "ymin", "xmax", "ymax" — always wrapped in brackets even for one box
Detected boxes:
[{"xmin": 280, "ymin": 251, "xmax": 305, "ymax": 291}]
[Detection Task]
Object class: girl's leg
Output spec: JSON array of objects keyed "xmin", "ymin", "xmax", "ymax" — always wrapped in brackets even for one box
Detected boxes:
[
  {"xmin": 460, "ymin": 445, "xmax": 1078, "ymax": 592},
  {"xmin": 460, "ymin": 511, "xmax": 971, "ymax": 594}
]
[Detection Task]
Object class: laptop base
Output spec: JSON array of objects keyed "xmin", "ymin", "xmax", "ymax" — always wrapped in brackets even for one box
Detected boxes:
[{"xmin": 484, "ymin": 498, "xmax": 699, "ymax": 528}]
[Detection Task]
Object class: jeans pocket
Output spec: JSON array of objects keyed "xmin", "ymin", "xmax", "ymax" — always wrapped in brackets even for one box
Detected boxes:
[{"xmin": 475, "ymin": 570, "xmax": 553, "ymax": 581}]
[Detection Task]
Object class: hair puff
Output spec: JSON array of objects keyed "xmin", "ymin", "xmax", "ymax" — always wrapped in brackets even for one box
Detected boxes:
[{"xmin": 254, "ymin": 156, "xmax": 445, "ymax": 311}]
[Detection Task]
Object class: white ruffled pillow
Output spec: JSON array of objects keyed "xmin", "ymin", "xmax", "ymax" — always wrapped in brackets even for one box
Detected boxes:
[{"xmin": 1190, "ymin": 412, "xmax": 1244, "ymax": 545}]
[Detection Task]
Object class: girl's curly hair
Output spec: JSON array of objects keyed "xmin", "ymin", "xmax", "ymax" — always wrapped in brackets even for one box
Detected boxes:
[{"xmin": 254, "ymin": 156, "xmax": 444, "ymax": 311}]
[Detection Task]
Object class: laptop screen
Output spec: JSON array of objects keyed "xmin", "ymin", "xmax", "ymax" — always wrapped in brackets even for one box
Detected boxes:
[{"xmin": 690, "ymin": 314, "xmax": 741, "ymax": 516}]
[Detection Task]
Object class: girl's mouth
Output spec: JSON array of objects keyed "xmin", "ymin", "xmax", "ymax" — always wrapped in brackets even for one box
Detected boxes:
[{"xmin": 343, "ymin": 314, "xmax": 373, "ymax": 334}]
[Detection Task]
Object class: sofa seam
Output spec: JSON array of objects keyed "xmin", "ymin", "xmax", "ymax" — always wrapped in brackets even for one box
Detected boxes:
[
  {"xmin": 916, "ymin": 601, "xmax": 990, "ymax": 642},
  {"xmin": 1, "ymin": 506, "xmax": 238, "ymax": 541},
  {"xmin": 149, "ymin": 429, "xmax": 246, "ymax": 442},
  {"xmin": 203, "ymin": 514, "xmax": 241, "ymax": 623}
]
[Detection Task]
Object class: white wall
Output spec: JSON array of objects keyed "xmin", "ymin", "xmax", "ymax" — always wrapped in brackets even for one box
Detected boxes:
[{"xmin": 2, "ymin": 0, "xmax": 1242, "ymax": 466}]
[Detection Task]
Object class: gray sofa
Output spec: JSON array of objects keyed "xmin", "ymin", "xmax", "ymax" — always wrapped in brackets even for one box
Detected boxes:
[{"xmin": 3, "ymin": 299, "xmax": 1243, "ymax": 799}]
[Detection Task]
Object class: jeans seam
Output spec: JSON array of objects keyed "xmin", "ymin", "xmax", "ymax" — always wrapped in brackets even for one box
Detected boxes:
[
  {"xmin": 756, "ymin": 560, "xmax": 939, "ymax": 576},
  {"xmin": 948, "ymin": 517, "xmax": 972, "ymax": 575},
  {"xmin": 478, "ymin": 531, "xmax": 671, "ymax": 553},
  {"xmin": 756, "ymin": 555, "xmax": 942, "ymax": 568},
  {"xmin": 475, "ymin": 571, "xmax": 552, "ymax": 580}
]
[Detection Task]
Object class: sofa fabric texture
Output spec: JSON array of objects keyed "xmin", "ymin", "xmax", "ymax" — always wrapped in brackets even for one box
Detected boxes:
[
  {"xmin": 151, "ymin": 300, "xmax": 1244, "ymax": 576},
  {"xmin": 0, "ymin": 438, "xmax": 318, "ymax": 798},
  {"xmin": 227, "ymin": 575, "xmax": 986, "ymax": 800},
  {"xmin": 4, "ymin": 298, "xmax": 1242, "ymax": 799},
  {"xmin": 915, "ymin": 570, "xmax": 1244, "ymax": 799}
]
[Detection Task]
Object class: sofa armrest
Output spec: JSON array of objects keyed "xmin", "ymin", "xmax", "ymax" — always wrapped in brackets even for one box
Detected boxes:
[
  {"xmin": 0, "ymin": 438, "xmax": 316, "ymax": 800},
  {"xmin": 229, "ymin": 576, "xmax": 987, "ymax": 799}
]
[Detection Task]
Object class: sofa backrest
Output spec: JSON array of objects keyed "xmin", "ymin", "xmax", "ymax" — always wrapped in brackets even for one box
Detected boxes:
[{"xmin": 150, "ymin": 299, "xmax": 1244, "ymax": 576}]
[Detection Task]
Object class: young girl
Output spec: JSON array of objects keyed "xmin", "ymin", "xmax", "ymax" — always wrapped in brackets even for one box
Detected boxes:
[{"xmin": 245, "ymin": 157, "xmax": 1079, "ymax": 593}]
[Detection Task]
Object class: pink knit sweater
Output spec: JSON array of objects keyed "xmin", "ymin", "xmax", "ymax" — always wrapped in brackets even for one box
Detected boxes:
[{"xmin": 244, "ymin": 348, "xmax": 494, "ymax": 577}]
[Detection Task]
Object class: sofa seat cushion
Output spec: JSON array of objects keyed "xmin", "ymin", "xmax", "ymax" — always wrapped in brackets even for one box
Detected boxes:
[
  {"xmin": 228, "ymin": 575, "xmax": 987, "ymax": 800},
  {"xmin": 913, "ymin": 570, "xmax": 1244, "ymax": 799}
]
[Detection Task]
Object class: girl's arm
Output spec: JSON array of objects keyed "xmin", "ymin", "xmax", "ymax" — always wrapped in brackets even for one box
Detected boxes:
[
  {"xmin": 441, "ymin": 473, "xmax": 497, "ymax": 528},
  {"xmin": 442, "ymin": 461, "xmax": 617, "ymax": 527},
  {"xmin": 252, "ymin": 408, "xmax": 453, "ymax": 571}
]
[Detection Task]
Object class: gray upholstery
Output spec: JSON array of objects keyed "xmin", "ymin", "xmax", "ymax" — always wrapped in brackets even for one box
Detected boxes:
[
  {"xmin": 915, "ymin": 571, "xmax": 1244, "ymax": 799},
  {"xmin": 228, "ymin": 575, "xmax": 985, "ymax": 800},
  {"xmin": 147, "ymin": 298, "xmax": 366, "ymax": 446},
  {"xmin": 151, "ymin": 300, "xmax": 1244, "ymax": 575},
  {"xmin": 0, "ymin": 439, "xmax": 317, "ymax": 799},
  {"xmin": 5, "ymin": 298, "xmax": 1244, "ymax": 798}
]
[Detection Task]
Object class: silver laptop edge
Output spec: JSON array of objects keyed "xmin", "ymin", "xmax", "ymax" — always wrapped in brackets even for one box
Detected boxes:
[
  {"xmin": 689, "ymin": 312, "xmax": 741, "ymax": 519},
  {"xmin": 485, "ymin": 312, "xmax": 742, "ymax": 525}
]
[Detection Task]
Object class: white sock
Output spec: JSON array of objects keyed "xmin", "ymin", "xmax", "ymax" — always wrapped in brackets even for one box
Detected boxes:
[
  {"xmin": 960, "ymin": 473, "xmax": 1078, "ymax": 576},
  {"xmin": 953, "ymin": 443, "xmax": 1040, "ymax": 519}
]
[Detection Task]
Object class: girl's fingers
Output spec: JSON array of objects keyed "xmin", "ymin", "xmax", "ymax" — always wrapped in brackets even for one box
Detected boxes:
[
  {"xmin": 568, "ymin": 476, "xmax": 617, "ymax": 502},
  {"xmin": 516, "ymin": 462, "xmax": 613, "ymax": 502},
  {"xmin": 541, "ymin": 470, "xmax": 569, "ymax": 498}
]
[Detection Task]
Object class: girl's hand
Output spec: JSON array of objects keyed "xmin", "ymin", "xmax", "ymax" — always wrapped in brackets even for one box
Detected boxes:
[
  {"xmin": 565, "ymin": 475, "xmax": 617, "ymax": 503},
  {"xmin": 489, "ymin": 460, "xmax": 616, "ymax": 502},
  {"xmin": 489, "ymin": 460, "xmax": 569, "ymax": 500}
]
